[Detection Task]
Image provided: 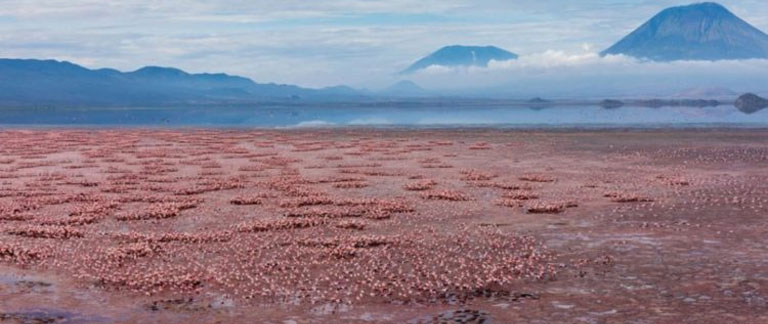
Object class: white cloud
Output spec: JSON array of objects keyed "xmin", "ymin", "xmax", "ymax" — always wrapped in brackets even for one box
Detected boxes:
[
  {"xmin": 491, "ymin": 50, "xmax": 615, "ymax": 69},
  {"xmin": 410, "ymin": 49, "xmax": 768, "ymax": 75},
  {"xmin": 404, "ymin": 50, "xmax": 768, "ymax": 97},
  {"xmin": 407, "ymin": 50, "xmax": 635, "ymax": 77}
]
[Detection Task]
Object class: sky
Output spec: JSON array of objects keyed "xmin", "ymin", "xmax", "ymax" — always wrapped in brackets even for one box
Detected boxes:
[{"xmin": 0, "ymin": 0, "xmax": 767, "ymax": 90}]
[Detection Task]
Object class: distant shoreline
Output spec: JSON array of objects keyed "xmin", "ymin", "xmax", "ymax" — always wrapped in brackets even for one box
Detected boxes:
[{"xmin": 0, "ymin": 98, "xmax": 739, "ymax": 110}]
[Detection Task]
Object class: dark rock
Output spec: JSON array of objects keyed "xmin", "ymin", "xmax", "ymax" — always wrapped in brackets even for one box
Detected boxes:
[
  {"xmin": 600, "ymin": 99, "xmax": 625, "ymax": 109},
  {"xmin": 412, "ymin": 309, "xmax": 492, "ymax": 324},
  {"xmin": 145, "ymin": 297, "xmax": 205, "ymax": 312}
]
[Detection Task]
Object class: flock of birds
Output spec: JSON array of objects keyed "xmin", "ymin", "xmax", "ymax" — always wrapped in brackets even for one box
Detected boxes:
[{"xmin": 2, "ymin": 129, "xmax": 755, "ymax": 311}]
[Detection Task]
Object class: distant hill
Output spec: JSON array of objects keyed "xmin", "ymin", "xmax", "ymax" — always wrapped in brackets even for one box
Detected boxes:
[
  {"xmin": 0, "ymin": 59, "xmax": 362, "ymax": 107},
  {"xmin": 528, "ymin": 97, "xmax": 551, "ymax": 104},
  {"xmin": 381, "ymin": 80, "xmax": 429, "ymax": 97},
  {"xmin": 601, "ymin": 2, "xmax": 768, "ymax": 61},
  {"xmin": 735, "ymin": 93, "xmax": 768, "ymax": 113},
  {"xmin": 402, "ymin": 45, "xmax": 518, "ymax": 74},
  {"xmin": 600, "ymin": 99, "xmax": 625, "ymax": 109},
  {"xmin": 527, "ymin": 97, "xmax": 553, "ymax": 110}
]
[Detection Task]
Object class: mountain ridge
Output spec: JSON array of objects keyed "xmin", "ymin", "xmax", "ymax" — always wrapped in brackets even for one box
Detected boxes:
[{"xmin": 0, "ymin": 58, "xmax": 364, "ymax": 107}]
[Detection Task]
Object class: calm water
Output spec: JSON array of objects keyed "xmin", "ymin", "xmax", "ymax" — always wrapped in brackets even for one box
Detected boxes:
[{"xmin": 0, "ymin": 105, "xmax": 766, "ymax": 128}]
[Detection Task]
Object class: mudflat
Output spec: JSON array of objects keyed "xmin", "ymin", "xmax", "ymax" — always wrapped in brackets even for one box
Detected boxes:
[{"xmin": 1, "ymin": 129, "xmax": 767, "ymax": 323}]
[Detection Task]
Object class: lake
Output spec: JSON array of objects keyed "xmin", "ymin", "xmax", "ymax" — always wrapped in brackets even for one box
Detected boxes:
[{"xmin": 0, "ymin": 105, "xmax": 766, "ymax": 128}]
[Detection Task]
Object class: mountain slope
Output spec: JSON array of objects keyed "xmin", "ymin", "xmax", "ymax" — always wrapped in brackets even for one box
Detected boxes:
[
  {"xmin": 0, "ymin": 59, "xmax": 358, "ymax": 106},
  {"xmin": 601, "ymin": 2, "xmax": 768, "ymax": 61},
  {"xmin": 402, "ymin": 45, "xmax": 518, "ymax": 74}
]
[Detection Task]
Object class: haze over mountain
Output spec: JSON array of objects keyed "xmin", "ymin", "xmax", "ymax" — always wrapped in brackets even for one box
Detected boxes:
[
  {"xmin": 673, "ymin": 87, "xmax": 737, "ymax": 99},
  {"xmin": 0, "ymin": 59, "xmax": 363, "ymax": 107},
  {"xmin": 601, "ymin": 2, "xmax": 768, "ymax": 61},
  {"xmin": 401, "ymin": 45, "xmax": 518, "ymax": 74},
  {"xmin": 380, "ymin": 80, "xmax": 429, "ymax": 97}
]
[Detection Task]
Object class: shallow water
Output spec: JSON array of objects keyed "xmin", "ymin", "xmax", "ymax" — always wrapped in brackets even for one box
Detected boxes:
[{"xmin": 0, "ymin": 105, "xmax": 767, "ymax": 128}]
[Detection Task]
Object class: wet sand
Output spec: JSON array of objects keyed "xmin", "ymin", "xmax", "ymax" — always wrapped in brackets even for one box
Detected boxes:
[{"xmin": 1, "ymin": 129, "xmax": 767, "ymax": 323}]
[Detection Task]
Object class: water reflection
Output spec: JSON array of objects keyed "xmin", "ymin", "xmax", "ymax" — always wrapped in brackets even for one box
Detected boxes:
[
  {"xmin": 0, "ymin": 105, "xmax": 765, "ymax": 128},
  {"xmin": 736, "ymin": 104, "xmax": 768, "ymax": 114}
]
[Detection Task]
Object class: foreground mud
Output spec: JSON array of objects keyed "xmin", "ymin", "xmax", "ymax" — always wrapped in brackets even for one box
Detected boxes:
[{"xmin": 0, "ymin": 129, "xmax": 767, "ymax": 323}]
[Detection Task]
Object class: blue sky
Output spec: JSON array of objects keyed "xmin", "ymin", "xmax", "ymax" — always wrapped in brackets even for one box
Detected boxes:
[{"xmin": 0, "ymin": 0, "xmax": 766, "ymax": 88}]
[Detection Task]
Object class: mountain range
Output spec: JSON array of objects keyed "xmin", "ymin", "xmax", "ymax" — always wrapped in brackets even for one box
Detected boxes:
[
  {"xmin": 0, "ymin": 59, "xmax": 366, "ymax": 107},
  {"xmin": 601, "ymin": 2, "xmax": 768, "ymax": 61},
  {"xmin": 401, "ymin": 45, "xmax": 518, "ymax": 74},
  {"xmin": 1, "ymin": 3, "xmax": 767, "ymax": 107}
]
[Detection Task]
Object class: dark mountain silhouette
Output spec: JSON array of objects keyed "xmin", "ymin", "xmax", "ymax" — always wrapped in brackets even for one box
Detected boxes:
[
  {"xmin": 602, "ymin": 2, "xmax": 768, "ymax": 61},
  {"xmin": 402, "ymin": 45, "xmax": 518, "ymax": 74},
  {"xmin": 735, "ymin": 93, "xmax": 768, "ymax": 113},
  {"xmin": 0, "ymin": 59, "xmax": 361, "ymax": 107}
]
